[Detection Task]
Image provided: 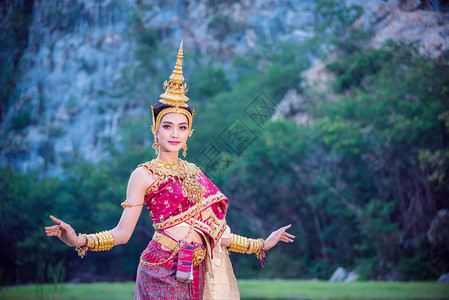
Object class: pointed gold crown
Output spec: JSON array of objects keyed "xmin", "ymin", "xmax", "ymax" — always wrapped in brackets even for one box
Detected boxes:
[
  {"xmin": 151, "ymin": 40, "xmax": 194, "ymax": 135},
  {"xmin": 159, "ymin": 40, "xmax": 189, "ymax": 107}
]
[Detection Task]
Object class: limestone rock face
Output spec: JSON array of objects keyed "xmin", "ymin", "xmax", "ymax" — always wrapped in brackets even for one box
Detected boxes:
[
  {"xmin": 303, "ymin": 0, "xmax": 449, "ymax": 90},
  {"xmin": 368, "ymin": 1, "xmax": 449, "ymax": 57},
  {"xmin": 1, "ymin": 0, "xmax": 138, "ymax": 176},
  {"xmin": 1, "ymin": 0, "xmax": 448, "ymax": 176},
  {"xmin": 0, "ymin": 0, "xmax": 317, "ymax": 176},
  {"xmin": 289, "ymin": 0, "xmax": 449, "ymax": 123}
]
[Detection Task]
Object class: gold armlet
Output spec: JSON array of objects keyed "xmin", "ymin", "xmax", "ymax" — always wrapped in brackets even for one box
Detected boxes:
[
  {"xmin": 121, "ymin": 200, "xmax": 144, "ymax": 209},
  {"xmin": 75, "ymin": 231, "xmax": 115, "ymax": 258}
]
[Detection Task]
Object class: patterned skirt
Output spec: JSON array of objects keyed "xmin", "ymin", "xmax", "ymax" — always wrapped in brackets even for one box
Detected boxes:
[{"xmin": 135, "ymin": 239, "xmax": 206, "ymax": 300}]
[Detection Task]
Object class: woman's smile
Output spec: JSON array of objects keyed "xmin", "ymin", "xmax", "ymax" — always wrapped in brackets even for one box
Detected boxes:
[{"xmin": 169, "ymin": 141, "xmax": 181, "ymax": 145}]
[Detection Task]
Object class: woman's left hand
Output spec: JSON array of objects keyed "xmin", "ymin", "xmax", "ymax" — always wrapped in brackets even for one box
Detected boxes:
[{"xmin": 263, "ymin": 224, "xmax": 295, "ymax": 251}]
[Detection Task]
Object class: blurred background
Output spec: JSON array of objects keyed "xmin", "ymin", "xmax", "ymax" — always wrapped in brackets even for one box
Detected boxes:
[{"xmin": 1, "ymin": 0, "xmax": 448, "ymax": 287}]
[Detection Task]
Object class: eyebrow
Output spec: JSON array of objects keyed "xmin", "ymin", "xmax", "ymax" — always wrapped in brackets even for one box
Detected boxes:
[{"xmin": 161, "ymin": 121, "xmax": 188, "ymax": 125}]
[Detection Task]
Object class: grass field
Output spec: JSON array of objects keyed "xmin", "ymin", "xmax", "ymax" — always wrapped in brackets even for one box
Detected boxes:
[{"xmin": 0, "ymin": 280, "xmax": 448, "ymax": 300}]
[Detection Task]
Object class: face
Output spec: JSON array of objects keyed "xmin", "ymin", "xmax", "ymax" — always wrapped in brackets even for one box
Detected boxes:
[{"xmin": 156, "ymin": 113, "xmax": 189, "ymax": 154}]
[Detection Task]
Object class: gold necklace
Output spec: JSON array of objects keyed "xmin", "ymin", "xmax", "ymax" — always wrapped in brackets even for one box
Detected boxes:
[
  {"xmin": 147, "ymin": 158, "xmax": 186, "ymax": 177},
  {"xmin": 143, "ymin": 158, "xmax": 205, "ymax": 203}
]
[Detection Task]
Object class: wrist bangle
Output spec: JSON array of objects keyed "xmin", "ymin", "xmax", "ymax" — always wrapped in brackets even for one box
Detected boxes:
[
  {"xmin": 227, "ymin": 234, "xmax": 266, "ymax": 266},
  {"xmin": 75, "ymin": 231, "xmax": 115, "ymax": 258}
]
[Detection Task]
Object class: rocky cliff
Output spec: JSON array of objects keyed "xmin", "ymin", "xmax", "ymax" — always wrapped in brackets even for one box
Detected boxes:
[
  {"xmin": 1, "ymin": 0, "xmax": 447, "ymax": 176},
  {"xmin": 1, "ymin": 0, "xmax": 141, "ymax": 175},
  {"xmin": 1, "ymin": 0, "xmax": 318, "ymax": 176},
  {"xmin": 286, "ymin": 0, "xmax": 449, "ymax": 120}
]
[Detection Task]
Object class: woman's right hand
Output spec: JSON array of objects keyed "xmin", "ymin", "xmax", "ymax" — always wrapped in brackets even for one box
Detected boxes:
[{"xmin": 45, "ymin": 215, "xmax": 84, "ymax": 247}]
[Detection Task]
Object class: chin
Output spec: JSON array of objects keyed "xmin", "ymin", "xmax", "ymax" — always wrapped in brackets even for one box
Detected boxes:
[{"xmin": 162, "ymin": 145, "xmax": 183, "ymax": 153}]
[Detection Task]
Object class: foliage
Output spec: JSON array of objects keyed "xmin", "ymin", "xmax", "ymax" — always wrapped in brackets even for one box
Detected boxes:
[
  {"xmin": 224, "ymin": 42, "xmax": 449, "ymax": 280},
  {"xmin": 0, "ymin": 142, "xmax": 153, "ymax": 285},
  {"xmin": 208, "ymin": 13, "xmax": 244, "ymax": 41},
  {"xmin": 326, "ymin": 48, "xmax": 393, "ymax": 92},
  {"xmin": 188, "ymin": 63, "xmax": 231, "ymax": 102},
  {"xmin": 313, "ymin": 0, "xmax": 363, "ymax": 37},
  {"xmin": 309, "ymin": 0, "xmax": 364, "ymax": 57},
  {"xmin": 187, "ymin": 40, "xmax": 308, "ymax": 161},
  {"xmin": 134, "ymin": 27, "xmax": 161, "ymax": 72}
]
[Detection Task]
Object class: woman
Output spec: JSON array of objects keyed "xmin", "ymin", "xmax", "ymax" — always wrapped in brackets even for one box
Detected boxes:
[{"xmin": 45, "ymin": 41, "xmax": 295, "ymax": 300}]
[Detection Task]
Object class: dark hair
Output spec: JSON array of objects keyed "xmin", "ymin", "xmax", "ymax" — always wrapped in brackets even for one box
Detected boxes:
[{"xmin": 152, "ymin": 101, "xmax": 193, "ymax": 121}]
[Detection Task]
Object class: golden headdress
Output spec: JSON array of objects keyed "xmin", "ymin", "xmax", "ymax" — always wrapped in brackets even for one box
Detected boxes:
[{"xmin": 151, "ymin": 40, "xmax": 194, "ymax": 135}]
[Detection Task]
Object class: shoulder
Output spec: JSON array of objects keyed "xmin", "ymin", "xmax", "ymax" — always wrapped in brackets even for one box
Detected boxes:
[
  {"xmin": 137, "ymin": 160, "xmax": 155, "ymax": 172},
  {"xmin": 136, "ymin": 159, "xmax": 165, "ymax": 177},
  {"xmin": 133, "ymin": 165, "xmax": 154, "ymax": 176},
  {"xmin": 130, "ymin": 164, "xmax": 156, "ymax": 187}
]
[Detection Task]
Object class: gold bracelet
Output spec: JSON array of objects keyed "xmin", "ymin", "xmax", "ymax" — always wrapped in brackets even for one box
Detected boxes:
[
  {"xmin": 96, "ymin": 231, "xmax": 104, "ymax": 251},
  {"xmin": 228, "ymin": 233, "xmax": 249, "ymax": 253},
  {"xmin": 106, "ymin": 231, "xmax": 114, "ymax": 249},
  {"xmin": 255, "ymin": 238, "xmax": 265, "ymax": 260},
  {"xmin": 247, "ymin": 239, "xmax": 256, "ymax": 254},
  {"xmin": 75, "ymin": 231, "xmax": 115, "ymax": 257},
  {"xmin": 249, "ymin": 238, "xmax": 264, "ymax": 255},
  {"xmin": 228, "ymin": 234, "xmax": 265, "ymax": 260},
  {"xmin": 92, "ymin": 233, "xmax": 99, "ymax": 250},
  {"xmin": 96, "ymin": 231, "xmax": 106, "ymax": 251}
]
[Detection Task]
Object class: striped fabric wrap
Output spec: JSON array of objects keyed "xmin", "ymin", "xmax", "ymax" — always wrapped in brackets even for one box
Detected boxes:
[{"xmin": 176, "ymin": 243, "xmax": 194, "ymax": 282}]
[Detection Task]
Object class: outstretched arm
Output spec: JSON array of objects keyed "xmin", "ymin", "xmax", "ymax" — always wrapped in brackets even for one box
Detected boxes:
[
  {"xmin": 222, "ymin": 224, "xmax": 295, "ymax": 250},
  {"xmin": 45, "ymin": 167, "xmax": 154, "ymax": 248}
]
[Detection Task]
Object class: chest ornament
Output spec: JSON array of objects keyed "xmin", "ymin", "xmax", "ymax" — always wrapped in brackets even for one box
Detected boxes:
[{"xmin": 140, "ymin": 159, "xmax": 205, "ymax": 204}]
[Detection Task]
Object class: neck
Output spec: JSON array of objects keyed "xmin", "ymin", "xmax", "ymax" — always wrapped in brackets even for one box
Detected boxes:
[{"xmin": 157, "ymin": 151, "xmax": 180, "ymax": 163}]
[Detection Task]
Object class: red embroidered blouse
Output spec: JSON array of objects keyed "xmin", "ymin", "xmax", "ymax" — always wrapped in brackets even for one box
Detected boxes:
[{"xmin": 139, "ymin": 159, "xmax": 228, "ymax": 250}]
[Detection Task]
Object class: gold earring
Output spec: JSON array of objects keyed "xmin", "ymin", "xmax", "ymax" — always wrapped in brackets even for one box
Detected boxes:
[
  {"xmin": 152, "ymin": 137, "xmax": 160, "ymax": 156},
  {"xmin": 182, "ymin": 144, "xmax": 188, "ymax": 157}
]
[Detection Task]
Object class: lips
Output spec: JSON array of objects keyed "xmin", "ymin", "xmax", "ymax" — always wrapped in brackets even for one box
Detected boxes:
[{"xmin": 168, "ymin": 141, "xmax": 181, "ymax": 145}]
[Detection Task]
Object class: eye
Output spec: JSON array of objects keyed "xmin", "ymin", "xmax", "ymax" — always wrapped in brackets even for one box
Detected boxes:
[
  {"xmin": 180, "ymin": 126, "xmax": 187, "ymax": 130},
  {"xmin": 163, "ymin": 125, "xmax": 171, "ymax": 129}
]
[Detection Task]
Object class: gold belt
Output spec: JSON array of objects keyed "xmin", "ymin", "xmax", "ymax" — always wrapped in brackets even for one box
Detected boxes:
[
  {"xmin": 152, "ymin": 231, "xmax": 206, "ymax": 266},
  {"xmin": 153, "ymin": 231, "xmax": 178, "ymax": 250}
]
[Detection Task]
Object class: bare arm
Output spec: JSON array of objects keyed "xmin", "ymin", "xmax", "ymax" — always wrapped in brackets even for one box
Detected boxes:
[
  {"xmin": 109, "ymin": 167, "xmax": 154, "ymax": 245},
  {"xmin": 45, "ymin": 167, "xmax": 154, "ymax": 247}
]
